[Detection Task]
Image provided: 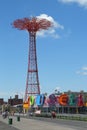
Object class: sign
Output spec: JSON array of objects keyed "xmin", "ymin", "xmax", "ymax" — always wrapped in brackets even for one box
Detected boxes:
[
  {"xmin": 59, "ymin": 94, "xmax": 68, "ymax": 106},
  {"xmin": 69, "ymin": 94, "xmax": 76, "ymax": 106},
  {"xmin": 23, "ymin": 102, "xmax": 29, "ymax": 109}
]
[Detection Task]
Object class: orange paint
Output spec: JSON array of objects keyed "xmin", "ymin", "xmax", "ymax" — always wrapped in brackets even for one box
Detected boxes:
[{"xmin": 59, "ymin": 94, "xmax": 68, "ymax": 106}]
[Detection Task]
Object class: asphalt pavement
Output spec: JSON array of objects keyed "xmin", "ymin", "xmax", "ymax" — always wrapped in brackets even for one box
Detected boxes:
[
  {"xmin": 0, "ymin": 114, "xmax": 87, "ymax": 130},
  {"xmin": 0, "ymin": 121, "xmax": 19, "ymax": 130}
]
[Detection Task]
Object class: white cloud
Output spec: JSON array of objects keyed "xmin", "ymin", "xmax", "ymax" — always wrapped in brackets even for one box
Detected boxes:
[
  {"xmin": 36, "ymin": 14, "xmax": 64, "ymax": 38},
  {"xmin": 82, "ymin": 66, "xmax": 87, "ymax": 70},
  {"xmin": 58, "ymin": 0, "xmax": 87, "ymax": 8},
  {"xmin": 76, "ymin": 66, "xmax": 87, "ymax": 76},
  {"xmin": 82, "ymin": 71, "xmax": 87, "ymax": 75}
]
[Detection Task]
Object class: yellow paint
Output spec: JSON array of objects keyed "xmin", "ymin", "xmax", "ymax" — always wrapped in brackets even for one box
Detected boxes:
[{"xmin": 23, "ymin": 103, "xmax": 29, "ymax": 109}]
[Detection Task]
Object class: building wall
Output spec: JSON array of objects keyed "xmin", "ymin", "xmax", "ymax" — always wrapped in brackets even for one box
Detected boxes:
[
  {"xmin": 0, "ymin": 98, "xmax": 4, "ymax": 105},
  {"xmin": 8, "ymin": 95, "xmax": 23, "ymax": 106}
]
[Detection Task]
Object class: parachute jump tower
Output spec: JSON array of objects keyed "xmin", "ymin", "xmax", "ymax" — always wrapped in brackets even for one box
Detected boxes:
[{"xmin": 12, "ymin": 17, "xmax": 53, "ymax": 102}]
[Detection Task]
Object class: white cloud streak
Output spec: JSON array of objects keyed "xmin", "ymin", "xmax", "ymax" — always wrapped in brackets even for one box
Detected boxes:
[
  {"xmin": 36, "ymin": 14, "xmax": 64, "ymax": 38},
  {"xmin": 76, "ymin": 66, "xmax": 87, "ymax": 76},
  {"xmin": 58, "ymin": 0, "xmax": 87, "ymax": 8}
]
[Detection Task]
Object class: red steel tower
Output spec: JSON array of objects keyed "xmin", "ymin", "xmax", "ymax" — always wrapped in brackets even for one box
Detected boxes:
[{"xmin": 12, "ymin": 17, "xmax": 53, "ymax": 101}]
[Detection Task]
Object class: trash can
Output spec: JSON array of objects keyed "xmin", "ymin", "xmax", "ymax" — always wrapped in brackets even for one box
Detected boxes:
[
  {"xmin": 17, "ymin": 116, "xmax": 20, "ymax": 121},
  {"xmin": 8, "ymin": 118, "xmax": 12, "ymax": 125}
]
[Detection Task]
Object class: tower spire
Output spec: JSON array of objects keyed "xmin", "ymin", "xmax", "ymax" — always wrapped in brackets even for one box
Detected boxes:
[{"xmin": 12, "ymin": 17, "xmax": 53, "ymax": 101}]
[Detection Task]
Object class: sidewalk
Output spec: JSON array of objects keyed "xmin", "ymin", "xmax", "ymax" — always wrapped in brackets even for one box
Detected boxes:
[
  {"xmin": 0, "ymin": 115, "xmax": 76, "ymax": 130},
  {"xmin": 0, "ymin": 121, "xmax": 19, "ymax": 130}
]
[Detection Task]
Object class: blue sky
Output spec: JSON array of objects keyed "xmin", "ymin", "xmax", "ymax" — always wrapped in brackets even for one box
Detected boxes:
[{"xmin": 0, "ymin": 0, "xmax": 87, "ymax": 101}]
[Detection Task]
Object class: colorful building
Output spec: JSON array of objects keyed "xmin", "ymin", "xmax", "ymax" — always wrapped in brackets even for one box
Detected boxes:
[{"xmin": 26, "ymin": 90, "xmax": 87, "ymax": 114}]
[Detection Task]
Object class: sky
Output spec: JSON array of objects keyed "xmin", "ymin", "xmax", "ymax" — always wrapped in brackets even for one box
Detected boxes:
[{"xmin": 0, "ymin": 0, "xmax": 87, "ymax": 101}]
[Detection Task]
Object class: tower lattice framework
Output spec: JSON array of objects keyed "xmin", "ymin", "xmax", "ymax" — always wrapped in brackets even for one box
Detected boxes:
[
  {"xmin": 12, "ymin": 17, "xmax": 53, "ymax": 101},
  {"xmin": 25, "ymin": 31, "xmax": 40, "ymax": 99}
]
